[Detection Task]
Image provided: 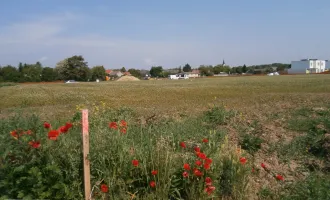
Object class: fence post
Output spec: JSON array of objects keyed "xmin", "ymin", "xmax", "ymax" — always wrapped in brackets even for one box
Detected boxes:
[{"xmin": 82, "ymin": 109, "xmax": 91, "ymax": 200}]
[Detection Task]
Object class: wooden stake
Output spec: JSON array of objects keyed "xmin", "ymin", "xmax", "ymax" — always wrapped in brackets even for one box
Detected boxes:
[{"xmin": 82, "ymin": 109, "xmax": 91, "ymax": 200}]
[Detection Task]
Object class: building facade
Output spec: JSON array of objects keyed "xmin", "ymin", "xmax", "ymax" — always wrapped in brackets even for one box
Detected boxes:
[{"xmin": 289, "ymin": 59, "xmax": 326, "ymax": 74}]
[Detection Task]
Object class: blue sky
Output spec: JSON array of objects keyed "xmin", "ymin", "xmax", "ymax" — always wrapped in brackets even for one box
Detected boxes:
[{"xmin": 0, "ymin": 0, "xmax": 329, "ymax": 69}]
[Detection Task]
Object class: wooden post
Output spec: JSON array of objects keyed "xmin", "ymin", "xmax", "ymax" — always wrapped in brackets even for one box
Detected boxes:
[{"xmin": 82, "ymin": 109, "xmax": 91, "ymax": 200}]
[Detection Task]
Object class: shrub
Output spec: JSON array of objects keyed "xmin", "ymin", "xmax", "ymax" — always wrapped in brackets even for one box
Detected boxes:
[{"xmin": 203, "ymin": 105, "xmax": 234, "ymax": 126}]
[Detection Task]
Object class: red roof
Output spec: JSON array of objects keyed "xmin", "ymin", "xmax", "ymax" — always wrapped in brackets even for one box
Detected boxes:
[
  {"xmin": 124, "ymin": 72, "xmax": 131, "ymax": 76},
  {"xmin": 105, "ymin": 69, "xmax": 112, "ymax": 74}
]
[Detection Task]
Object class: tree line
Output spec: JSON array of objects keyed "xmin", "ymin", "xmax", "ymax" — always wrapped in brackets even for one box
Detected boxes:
[{"xmin": 0, "ymin": 55, "xmax": 291, "ymax": 82}]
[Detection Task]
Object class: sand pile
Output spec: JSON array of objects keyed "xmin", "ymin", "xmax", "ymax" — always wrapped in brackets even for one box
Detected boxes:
[{"xmin": 116, "ymin": 75, "xmax": 140, "ymax": 81}]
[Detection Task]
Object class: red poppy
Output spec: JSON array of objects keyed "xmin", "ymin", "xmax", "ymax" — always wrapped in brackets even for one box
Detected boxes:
[
  {"xmin": 261, "ymin": 163, "xmax": 266, "ymax": 169},
  {"xmin": 100, "ymin": 184, "xmax": 108, "ymax": 193},
  {"xmin": 10, "ymin": 130, "xmax": 18, "ymax": 139},
  {"xmin": 183, "ymin": 163, "xmax": 190, "ymax": 170},
  {"xmin": 205, "ymin": 177, "xmax": 212, "ymax": 186},
  {"xmin": 240, "ymin": 157, "xmax": 247, "ymax": 165},
  {"xmin": 44, "ymin": 122, "xmax": 51, "ymax": 129},
  {"xmin": 252, "ymin": 168, "xmax": 255, "ymax": 173},
  {"xmin": 132, "ymin": 159, "xmax": 139, "ymax": 167},
  {"xmin": 120, "ymin": 128, "xmax": 127, "ymax": 134},
  {"xmin": 276, "ymin": 174, "xmax": 284, "ymax": 181},
  {"xmin": 151, "ymin": 170, "xmax": 158, "ymax": 175},
  {"xmin": 194, "ymin": 146, "xmax": 201, "ymax": 152},
  {"xmin": 149, "ymin": 181, "xmax": 156, "ymax": 188},
  {"xmin": 29, "ymin": 141, "xmax": 41, "ymax": 149},
  {"xmin": 204, "ymin": 163, "xmax": 210, "ymax": 170},
  {"xmin": 120, "ymin": 120, "xmax": 127, "ymax": 127},
  {"xmin": 182, "ymin": 171, "xmax": 189, "ymax": 178},
  {"xmin": 195, "ymin": 160, "xmax": 202, "ymax": 166},
  {"xmin": 48, "ymin": 130, "xmax": 59, "ymax": 140},
  {"xmin": 204, "ymin": 185, "xmax": 216, "ymax": 195},
  {"xmin": 202, "ymin": 138, "xmax": 208, "ymax": 143},
  {"xmin": 198, "ymin": 153, "xmax": 207, "ymax": 160},
  {"xmin": 65, "ymin": 122, "xmax": 73, "ymax": 129},
  {"xmin": 180, "ymin": 142, "xmax": 186, "ymax": 148},
  {"xmin": 25, "ymin": 130, "xmax": 32, "ymax": 135},
  {"xmin": 205, "ymin": 158, "xmax": 212, "ymax": 165},
  {"xmin": 109, "ymin": 122, "xmax": 118, "ymax": 129},
  {"xmin": 59, "ymin": 126, "xmax": 69, "ymax": 133},
  {"xmin": 193, "ymin": 169, "xmax": 203, "ymax": 177}
]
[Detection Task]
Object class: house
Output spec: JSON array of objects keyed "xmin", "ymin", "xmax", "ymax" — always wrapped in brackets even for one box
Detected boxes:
[
  {"xmin": 184, "ymin": 69, "xmax": 200, "ymax": 78},
  {"xmin": 123, "ymin": 71, "xmax": 131, "ymax": 76},
  {"xmin": 169, "ymin": 73, "xmax": 189, "ymax": 80},
  {"xmin": 289, "ymin": 59, "xmax": 326, "ymax": 74}
]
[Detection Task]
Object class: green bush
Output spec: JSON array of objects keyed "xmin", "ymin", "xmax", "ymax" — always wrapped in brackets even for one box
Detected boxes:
[{"xmin": 203, "ymin": 105, "xmax": 234, "ymax": 126}]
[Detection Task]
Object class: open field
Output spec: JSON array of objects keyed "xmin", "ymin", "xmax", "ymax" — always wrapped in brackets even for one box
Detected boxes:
[
  {"xmin": 1, "ymin": 75, "xmax": 330, "ymax": 199},
  {"xmin": 1, "ymin": 75, "xmax": 330, "ymax": 120}
]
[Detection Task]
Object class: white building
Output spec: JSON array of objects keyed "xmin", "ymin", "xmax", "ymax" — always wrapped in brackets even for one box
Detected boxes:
[{"xmin": 289, "ymin": 59, "xmax": 326, "ymax": 74}]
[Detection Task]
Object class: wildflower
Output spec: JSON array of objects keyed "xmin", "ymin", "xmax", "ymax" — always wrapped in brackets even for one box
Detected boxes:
[
  {"xmin": 120, "ymin": 120, "xmax": 127, "ymax": 127},
  {"xmin": 193, "ymin": 169, "xmax": 203, "ymax": 177},
  {"xmin": 202, "ymin": 138, "xmax": 208, "ymax": 143},
  {"xmin": 194, "ymin": 146, "xmax": 200, "ymax": 152},
  {"xmin": 183, "ymin": 163, "xmax": 191, "ymax": 170},
  {"xmin": 10, "ymin": 130, "xmax": 18, "ymax": 139},
  {"xmin": 132, "ymin": 159, "xmax": 139, "ymax": 167},
  {"xmin": 252, "ymin": 168, "xmax": 255, "ymax": 173},
  {"xmin": 261, "ymin": 163, "xmax": 266, "ymax": 169},
  {"xmin": 204, "ymin": 163, "xmax": 210, "ymax": 170},
  {"xmin": 182, "ymin": 171, "xmax": 189, "ymax": 178},
  {"xmin": 195, "ymin": 160, "xmax": 202, "ymax": 166},
  {"xmin": 149, "ymin": 181, "xmax": 156, "ymax": 188},
  {"xmin": 24, "ymin": 130, "xmax": 32, "ymax": 135},
  {"xmin": 44, "ymin": 122, "xmax": 51, "ymax": 129},
  {"xmin": 180, "ymin": 142, "xmax": 186, "ymax": 148},
  {"xmin": 205, "ymin": 177, "xmax": 212, "ymax": 186},
  {"xmin": 109, "ymin": 122, "xmax": 118, "ymax": 129},
  {"xmin": 59, "ymin": 126, "xmax": 69, "ymax": 133},
  {"xmin": 120, "ymin": 128, "xmax": 127, "ymax": 134},
  {"xmin": 205, "ymin": 185, "xmax": 216, "ymax": 195},
  {"xmin": 151, "ymin": 170, "xmax": 158, "ymax": 176},
  {"xmin": 240, "ymin": 157, "xmax": 247, "ymax": 165},
  {"xmin": 48, "ymin": 130, "xmax": 59, "ymax": 140},
  {"xmin": 276, "ymin": 174, "xmax": 284, "ymax": 181},
  {"xmin": 65, "ymin": 122, "xmax": 73, "ymax": 129},
  {"xmin": 29, "ymin": 141, "xmax": 41, "ymax": 149},
  {"xmin": 205, "ymin": 158, "xmax": 212, "ymax": 165},
  {"xmin": 198, "ymin": 153, "xmax": 207, "ymax": 160},
  {"xmin": 100, "ymin": 184, "xmax": 108, "ymax": 193}
]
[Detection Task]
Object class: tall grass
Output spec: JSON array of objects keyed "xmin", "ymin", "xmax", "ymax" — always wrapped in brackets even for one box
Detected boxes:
[{"xmin": 0, "ymin": 105, "xmax": 252, "ymax": 199}]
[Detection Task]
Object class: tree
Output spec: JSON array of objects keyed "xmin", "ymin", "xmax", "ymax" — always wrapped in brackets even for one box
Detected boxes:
[
  {"xmin": 178, "ymin": 66, "xmax": 182, "ymax": 73},
  {"xmin": 235, "ymin": 67, "xmax": 243, "ymax": 74},
  {"xmin": 1, "ymin": 65, "xmax": 20, "ymax": 82},
  {"xmin": 120, "ymin": 67, "xmax": 126, "ymax": 72},
  {"xmin": 198, "ymin": 65, "xmax": 214, "ymax": 76},
  {"xmin": 91, "ymin": 66, "xmax": 106, "ymax": 81},
  {"xmin": 19, "ymin": 63, "xmax": 43, "ymax": 82},
  {"xmin": 128, "ymin": 68, "xmax": 141, "ymax": 78},
  {"xmin": 242, "ymin": 64, "xmax": 247, "ymax": 73},
  {"xmin": 183, "ymin": 63, "xmax": 192, "ymax": 72},
  {"xmin": 55, "ymin": 55, "xmax": 90, "ymax": 81},
  {"xmin": 150, "ymin": 66, "xmax": 163, "ymax": 77},
  {"xmin": 41, "ymin": 67, "xmax": 57, "ymax": 82},
  {"xmin": 18, "ymin": 62, "xmax": 23, "ymax": 73}
]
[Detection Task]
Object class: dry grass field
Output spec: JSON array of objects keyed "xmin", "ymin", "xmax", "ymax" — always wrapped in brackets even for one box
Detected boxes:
[{"xmin": 1, "ymin": 75, "xmax": 330, "ymax": 120}]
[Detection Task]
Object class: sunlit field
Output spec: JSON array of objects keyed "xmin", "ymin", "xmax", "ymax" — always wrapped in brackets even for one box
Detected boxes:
[{"xmin": 1, "ymin": 74, "xmax": 330, "ymax": 199}]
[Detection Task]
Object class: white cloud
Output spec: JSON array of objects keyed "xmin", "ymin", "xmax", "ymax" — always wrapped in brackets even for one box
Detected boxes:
[
  {"xmin": 38, "ymin": 56, "xmax": 48, "ymax": 62},
  {"xmin": 0, "ymin": 12, "xmax": 246, "ymax": 68}
]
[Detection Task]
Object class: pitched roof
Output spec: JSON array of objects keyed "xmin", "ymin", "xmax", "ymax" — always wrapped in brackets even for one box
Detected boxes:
[{"xmin": 105, "ymin": 69, "xmax": 112, "ymax": 74}]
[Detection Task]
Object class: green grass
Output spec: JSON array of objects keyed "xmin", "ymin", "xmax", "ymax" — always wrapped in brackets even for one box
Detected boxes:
[{"xmin": 1, "ymin": 75, "xmax": 330, "ymax": 199}]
